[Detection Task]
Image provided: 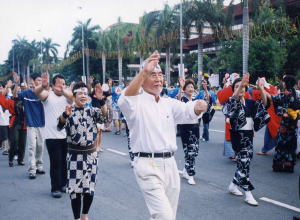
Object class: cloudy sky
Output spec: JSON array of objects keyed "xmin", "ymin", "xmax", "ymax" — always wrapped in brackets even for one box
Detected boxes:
[{"xmin": 0, "ymin": 0, "xmax": 235, "ymax": 64}]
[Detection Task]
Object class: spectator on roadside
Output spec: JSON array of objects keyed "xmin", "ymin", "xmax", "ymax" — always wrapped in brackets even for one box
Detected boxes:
[
  {"xmin": 195, "ymin": 79, "xmax": 216, "ymax": 142},
  {"xmin": 103, "ymin": 78, "xmax": 113, "ymax": 132},
  {"xmin": 111, "ymin": 81, "xmax": 123, "ymax": 135}
]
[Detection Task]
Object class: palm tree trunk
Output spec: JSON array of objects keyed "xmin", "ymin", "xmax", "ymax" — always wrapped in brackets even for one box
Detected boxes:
[
  {"xmin": 242, "ymin": 0, "xmax": 249, "ymax": 74},
  {"xmin": 118, "ymin": 50, "xmax": 122, "ymax": 85},
  {"xmin": 139, "ymin": 54, "xmax": 144, "ymax": 66},
  {"xmin": 86, "ymin": 49, "xmax": 90, "ymax": 87},
  {"xmin": 102, "ymin": 52, "xmax": 106, "ymax": 84},
  {"xmin": 17, "ymin": 60, "xmax": 20, "ymax": 75},
  {"xmin": 26, "ymin": 66, "xmax": 30, "ymax": 85},
  {"xmin": 197, "ymin": 37, "xmax": 203, "ymax": 89},
  {"xmin": 22, "ymin": 65, "xmax": 26, "ymax": 83},
  {"xmin": 165, "ymin": 47, "xmax": 171, "ymax": 86}
]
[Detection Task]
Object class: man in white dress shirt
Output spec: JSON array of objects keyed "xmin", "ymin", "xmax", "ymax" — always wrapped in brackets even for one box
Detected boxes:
[{"xmin": 118, "ymin": 51, "xmax": 207, "ymax": 220}]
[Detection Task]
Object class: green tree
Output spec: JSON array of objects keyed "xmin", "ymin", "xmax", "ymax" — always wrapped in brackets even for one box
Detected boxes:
[
  {"xmin": 67, "ymin": 18, "xmax": 101, "ymax": 80},
  {"xmin": 216, "ymin": 36, "xmax": 287, "ymax": 80},
  {"xmin": 182, "ymin": 0, "xmax": 229, "ymax": 86},
  {"xmin": 97, "ymin": 31, "xmax": 112, "ymax": 83},
  {"xmin": 106, "ymin": 18, "xmax": 138, "ymax": 84},
  {"xmin": 142, "ymin": 4, "xmax": 179, "ymax": 85},
  {"xmin": 42, "ymin": 38, "xmax": 60, "ymax": 65},
  {"xmin": 7, "ymin": 37, "xmax": 37, "ymax": 79}
]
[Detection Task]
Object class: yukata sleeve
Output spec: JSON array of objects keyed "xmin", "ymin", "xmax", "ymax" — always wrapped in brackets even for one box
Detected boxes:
[
  {"xmin": 253, "ymin": 100, "xmax": 270, "ymax": 132},
  {"xmin": 226, "ymin": 97, "xmax": 246, "ymax": 131},
  {"xmin": 271, "ymin": 94, "xmax": 286, "ymax": 116},
  {"xmin": 57, "ymin": 116, "xmax": 67, "ymax": 131},
  {"xmin": 92, "ymin": 107, "xmax": 106, "ymax": 124}
]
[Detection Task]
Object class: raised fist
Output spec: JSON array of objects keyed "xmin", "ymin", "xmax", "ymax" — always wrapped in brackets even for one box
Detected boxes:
[
  {"xmin": 142, "ymin": 51, "xmax": 160, "ymax": 76},
  {"xmin": 65, "ymin": 105, "xmax": 72, "ymax": 116},
  {"xmin": 41, "ymin": 72, "xmax": 49, "ymax": 89}
]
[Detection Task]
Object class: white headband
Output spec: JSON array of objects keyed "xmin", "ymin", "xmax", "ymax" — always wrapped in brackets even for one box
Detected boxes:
[{"xmin": 73, "ymin": 87, "xmax": 88, "ymax": 94}]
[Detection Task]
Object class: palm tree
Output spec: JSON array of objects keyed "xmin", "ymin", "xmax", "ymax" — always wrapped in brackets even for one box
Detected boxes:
[
  {"xmin": 242, "ymin": 0, "xmax": 250, "ymax": 74},
  {"xmin": 97, "ymin": 31, "xmax": 112, "ymax": 83},
  {"xmin": 70, "ymin": 18, "xmax": 101, "ymax": 78},
  {"xmin": 28, "ymin": 40, "xmax": 40, "ymax": 73},
  {"xmin": 42, "ymin": 38, "xmax": 60, "ymax": 66},
  {"xmin": 143, "ymin": 5, "xmax": 179, "ymax": 86},
  {"xmin": 129, "ymin": 23, "xmax": 149, "ymax": 66},
  {"xmin": 9, "ymin": 37, "xmax": 36, "ymax": 79},
  {"xmin": 107, "ymin": 18, "xmax": 138, "ymax": 84},
  {"xmin": 182, "ymin": 0, "xmax": 232, "ymax": 87}
]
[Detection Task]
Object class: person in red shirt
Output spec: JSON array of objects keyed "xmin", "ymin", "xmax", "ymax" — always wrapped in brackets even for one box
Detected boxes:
[{"xmin": 0, "ymin": 82, "xmax": 26, "ymax": 167}]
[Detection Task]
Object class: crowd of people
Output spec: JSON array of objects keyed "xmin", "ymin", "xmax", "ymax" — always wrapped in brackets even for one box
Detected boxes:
[{"xmin": 0, "ymin": 51, "xmax": 299, "ymax": 220}]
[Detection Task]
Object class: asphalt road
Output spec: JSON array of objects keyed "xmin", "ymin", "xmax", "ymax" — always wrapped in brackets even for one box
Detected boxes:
[{"xmin": 0, "ymin": 111, "xmax": 299, "ymax": 220}]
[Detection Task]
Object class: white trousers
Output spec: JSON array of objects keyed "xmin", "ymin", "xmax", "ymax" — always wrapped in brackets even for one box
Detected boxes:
[
  {"xmin": 133, "ymin": 156, "xmax": 180, "ymax": 220},
  {"xmin": 27, "ymin": 127, "xmax": 44, "ymax": 174}
]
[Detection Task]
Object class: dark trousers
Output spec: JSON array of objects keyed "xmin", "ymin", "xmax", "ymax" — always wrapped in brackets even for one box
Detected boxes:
[
  {"xmin": 46, "ymin": 139, "xmax": 68, "ymax": 192},
  {"xmin": 180, "ymin": 124, "xmax": 200, "ymax": 176},
  {"xmin": 9, "ymin": 125, "xmax": 27, "ymax": 163},
  {"xmin": 231, "ymin": 130, "xmax": 255, "ymax": 191}
]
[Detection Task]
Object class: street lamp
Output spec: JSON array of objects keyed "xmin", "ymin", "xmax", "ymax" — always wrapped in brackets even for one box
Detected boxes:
[{"xmin": 78, "ymin": 6, "xmax": 86, "ymax": 83}]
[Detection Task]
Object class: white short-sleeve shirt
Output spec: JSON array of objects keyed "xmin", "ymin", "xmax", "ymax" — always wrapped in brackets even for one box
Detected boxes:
[
  {"xmin": 118, "ymin": 89, "xmax": 199, "ymax": 153},
  {"xmin": 42, "ymin": 91, "xmax": 69, "ymax": 139}
]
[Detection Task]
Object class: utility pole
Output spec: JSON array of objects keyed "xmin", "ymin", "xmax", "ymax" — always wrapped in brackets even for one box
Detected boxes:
[{"xmin": 179, "ymin": 0, "xmax": 184, "ymax": 78}]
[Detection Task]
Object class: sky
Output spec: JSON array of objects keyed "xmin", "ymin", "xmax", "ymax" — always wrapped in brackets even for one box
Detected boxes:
[{"xmin": 0, "ymin": 0, "xmax": 235, "ymax": 65}]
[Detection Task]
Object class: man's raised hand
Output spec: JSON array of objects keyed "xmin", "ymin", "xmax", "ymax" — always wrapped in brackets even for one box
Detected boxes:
[
  {"xmin": 12, "ymin": 72, "xmax": 20, "ymax": 84},
  {"xmin": 5, "ymin": 80, "xmax": 13, "ymax": 89},
  {"xmin": 41, "ymin": 72, "xmax": 49, "ymax": 89},
  {"xmin": 179, "ymin": 76, "xmax": 185, "ymax": 89},
  {"xmin": 194, "ymin": 99, "xmax": 208, "ymax": 115},
  {"xmin": 142, "ymin": 51, "xmax": 160, "ymax": 76},
  {"xmin": 65, "ymin": 105, "xmax": 72, "ymax": 116},
  {"xmin": 241, "ymin": 73, "xmax": 250, "ymax": 87}
]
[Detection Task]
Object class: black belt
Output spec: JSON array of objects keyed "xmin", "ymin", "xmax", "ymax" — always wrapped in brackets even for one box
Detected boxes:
[{"xmin": 133, "ymin": 152, "xmax": 174, "ymax": 158}]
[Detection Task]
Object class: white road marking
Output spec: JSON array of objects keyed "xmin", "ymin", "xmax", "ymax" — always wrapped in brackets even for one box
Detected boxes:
[
  {"xmin": 260, "ymin": 197, "xmax": 300, "ymax": 213},
  {"xmin": 209, "ymin": 129, "xmax": 225, "ymax": 133},
  {"xmin": 107, "ymin": 148, "xmax": 127, "ymax": 156}
]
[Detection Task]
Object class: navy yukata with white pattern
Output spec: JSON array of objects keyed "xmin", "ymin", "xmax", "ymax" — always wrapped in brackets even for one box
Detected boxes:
[
  {"xmin": 272, "ymin": 93, "xmax": 300, "ymax": 172},
  {"xmin": 227, "ymin": 97, "xmax": 269, "ymax": 191},
  {"xmin": 180, "ymin": 96, "xmax": 200, "ymax": 177}
]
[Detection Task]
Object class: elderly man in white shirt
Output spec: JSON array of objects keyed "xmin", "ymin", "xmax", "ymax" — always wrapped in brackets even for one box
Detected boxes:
[{"xmin": 118, "ymin": 51, "xmax": 207, "ymax": 220}]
